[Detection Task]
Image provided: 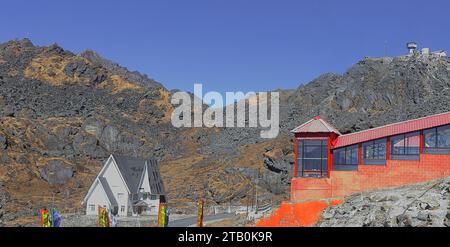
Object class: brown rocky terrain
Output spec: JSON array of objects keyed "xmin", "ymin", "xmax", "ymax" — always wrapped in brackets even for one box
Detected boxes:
[
  {"xmin": 0, "ymin": 39, "xmax": 449, "ymax": 226},
  {"xmin": 0, "ymin": 39, "xmax": 291, "ymax": 226}
]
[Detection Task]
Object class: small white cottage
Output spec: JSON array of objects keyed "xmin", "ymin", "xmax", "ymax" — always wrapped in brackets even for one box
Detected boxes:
[{"xmin": 82, "ymin": 154, "xmax": 167, "ymax": 217}]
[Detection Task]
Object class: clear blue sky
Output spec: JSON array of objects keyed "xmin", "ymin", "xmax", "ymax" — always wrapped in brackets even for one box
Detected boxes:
[{"xmin": 1, "ymin": 0, "xmax": 449, "ymax": 96}]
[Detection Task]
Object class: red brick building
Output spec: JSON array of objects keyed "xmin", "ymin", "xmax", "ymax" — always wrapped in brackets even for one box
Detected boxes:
[{"xmin": 291, "ymin": 112, "xmax": 450, "ymax": 202}]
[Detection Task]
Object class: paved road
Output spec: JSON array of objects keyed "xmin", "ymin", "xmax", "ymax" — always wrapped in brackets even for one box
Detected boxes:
[{"xmin": 168, "ymin": 213, "xmax": 234, "ymax": 227}]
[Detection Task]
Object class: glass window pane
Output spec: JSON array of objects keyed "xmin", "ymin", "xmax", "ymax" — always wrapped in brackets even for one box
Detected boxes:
[
  {"xmin": 391, "ymin": 135, "xmax": 405, "ymax": 155},
  {"xmin": 345, "ymin": 149, "xmax": 351, "ymax": 164},
  {"xmin": 375, "ymin": 139, "xmax": 386, "ymax": 159},
  {"xmin": 322, "ymin": 146, "xmax": 328, "ymax": 158},
  {"xmin": 298, "ymin": 139, "xmax": 328, "ymax": 177},
  {"xmin": 437, "ymin": 125, "xmax": 450, "ymax": 148},
  {"xmin": 377, "ymin": 143, "xmax": 386, "ymax": 159},
  {"xmin": 333, "ymin": 148, "xmax": 345, "ymax": 165},
  {"xmin": 406, "ymin": 132, "xmax": 420, "ymax": 154},
  {"xmin": 304, "ymin": 146, "xmax": 321, "ymax": 159},
  {"xmin": 334, "ymin": 145, "xmax": 358, "ymax": 166},
  {"xmin": 321, "ymin": 159, "xmax": 328, "ymax": 170},
  {"xmin": 349, "ymin": 145, "xmax": 358, "ymax": 165},
  {"xmin": 303, "ymin": 140, "xmax": 323, "ymax": 146},
  {"xmin": 363, "ymin": 143, "xmax": 373, "ymax": 159},
  {"xmin": 424, "ymin": 129, "xmax": 436, "ymax": 148},
  {"xmin": 406, "ymin": 132, "xmax": 420, "ymax": 147},
  {"xmin": 304, "ymin": 159, "xmax": 322, "ymax": 171},
  {"xmin": 364, "ymin": 139, "xmax": 386, "ymax": 160},
  {"xmin": 391, "ymin": 133, "xmax": 420, "ymax": 156}
]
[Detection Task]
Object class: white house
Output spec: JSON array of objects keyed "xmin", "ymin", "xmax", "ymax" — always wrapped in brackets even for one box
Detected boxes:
[{"xmin": 82, "ymin": 154, "xmax": 167, "ymax": 217}]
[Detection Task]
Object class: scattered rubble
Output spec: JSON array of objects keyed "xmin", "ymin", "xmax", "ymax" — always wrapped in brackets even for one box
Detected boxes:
[{"xmin": 318, "ymin": 177, "xmax": 450, "ymax": 227}]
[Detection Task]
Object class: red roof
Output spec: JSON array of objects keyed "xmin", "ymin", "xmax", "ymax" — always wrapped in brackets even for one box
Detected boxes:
[
  {"xmin": 291, "ymin": 116, "xmax": 341, "ymax": 135},
  {"xmin": 333, "ymin": 111, "xmax": 450, "ymax": 148}
]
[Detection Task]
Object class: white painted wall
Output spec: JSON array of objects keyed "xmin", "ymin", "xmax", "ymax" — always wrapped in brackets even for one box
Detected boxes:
[
  {"xmin": 101, "ymin": 159, "xmax": 130, "ymax": 216},
  {"xmin": 145, "ymin": 198, "xmax": 160, "ymax": 215},
  {"xmin": 141, "ymin": 169, "xmax": 151, "ymax": 193},
  {"xmin": 139, "ymin": 167, "xmax": 160, "ymax": 215},
  {"xmin": 85, "ymin": 181, "xmax": 111, "ymax": 215}
]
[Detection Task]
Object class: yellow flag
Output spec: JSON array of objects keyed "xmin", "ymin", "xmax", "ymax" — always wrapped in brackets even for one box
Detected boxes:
[
  {"xmin": 157, "ymin": 203, "xmax": 167, "ymax": 227},
  {"xmin": 98, "ymin": 207, "xmax": 110, "ymax": 227}
]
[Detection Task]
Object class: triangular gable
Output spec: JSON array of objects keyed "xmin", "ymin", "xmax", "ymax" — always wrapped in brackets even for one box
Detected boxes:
[
  {"xmin": 291, "ymin": 116, "xmax": 341, "ymax": 135},
  {"xmin": 81, "ymin": 178, "xmax": 115, "ymax": 207},
  {"xmin": 137, "ymin": 159, "xmax": 166, "ymax": 195},
  {"xmin": 137, "ymin": 161, "xmax": 148, "ymax": 193},
  {"xmin": 81, "ymin": 155, "xmax": 130, "ymax": 205}
]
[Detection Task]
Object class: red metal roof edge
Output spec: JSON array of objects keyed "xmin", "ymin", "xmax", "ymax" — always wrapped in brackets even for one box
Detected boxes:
[{"xmin": 333, "ymin": 111, "xmax": 450, "ymax": 149}]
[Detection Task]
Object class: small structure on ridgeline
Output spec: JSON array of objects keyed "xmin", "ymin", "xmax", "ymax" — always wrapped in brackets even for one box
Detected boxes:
[
  {"xmin": 406, "ymin": 42, "xmax": 447, "ymax": 57},
  {"xmin": 82, "ymin": 154, "xmax": 167, "ymax": 217},
  {"xmin": 407, "ymin": 42, "xmax": 418, "ymax": 55}
]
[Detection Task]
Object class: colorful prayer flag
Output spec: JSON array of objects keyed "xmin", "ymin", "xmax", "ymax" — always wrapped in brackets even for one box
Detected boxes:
[
  {"xmin": 98, "ymin": 207, "xmax": 110, "ymax": 227},
  {"xmin": 157, "ymin": 203, "xmax": 167, "ymax": 227},
  {"xmin": 50, "ymin": 208, "xmax": 61, "ymax": 227},
  {"xmin": 40, "ymin": 209, "xmax": 51, "ymax": 227}
]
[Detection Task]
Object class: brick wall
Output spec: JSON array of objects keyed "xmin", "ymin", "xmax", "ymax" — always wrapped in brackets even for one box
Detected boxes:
[{"xmin": 291, "ymin": 154, "xmax": 450, "ymax": 202}]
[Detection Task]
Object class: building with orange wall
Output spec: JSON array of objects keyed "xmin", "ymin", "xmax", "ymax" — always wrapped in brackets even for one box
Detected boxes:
[
  {"xmin": 257, "ymin": 111, "xmax": 450, "ymax": 227},
  {"xmin": 291, "ymin": 111, "xmax": 450, "ymax": 202}
]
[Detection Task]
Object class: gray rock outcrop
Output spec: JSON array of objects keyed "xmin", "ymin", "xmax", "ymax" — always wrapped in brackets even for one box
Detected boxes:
[{"xmin": 318, "ymin": 177, "xmax": 450, "ymax": 227}]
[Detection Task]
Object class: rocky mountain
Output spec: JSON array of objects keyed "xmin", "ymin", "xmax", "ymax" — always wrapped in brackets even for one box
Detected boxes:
[
  {"xmin": 282, "ymin": 55, "xmax": 450, "ymax": 134},
  {"xmin": 0, "ymin": 39, "xmax": 449, "ymax": 226}
]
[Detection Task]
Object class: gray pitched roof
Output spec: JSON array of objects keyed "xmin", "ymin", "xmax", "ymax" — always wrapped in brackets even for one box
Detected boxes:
[
  {"xmin": 146, "ymin": 158, "xmax": 166, "ymax": 195},
  {"xmin": 98, "ymin": 177, "xmax": 118, "ymax": 207},
  {"xmin": 112, "ymin": 154, "xmax": 165, "ymax": 195}
]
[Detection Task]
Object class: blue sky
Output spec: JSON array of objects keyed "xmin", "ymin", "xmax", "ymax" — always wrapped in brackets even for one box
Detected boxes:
[{"xmin": 1, "ymin": 0, "xmax": 449, "ymax": 97}]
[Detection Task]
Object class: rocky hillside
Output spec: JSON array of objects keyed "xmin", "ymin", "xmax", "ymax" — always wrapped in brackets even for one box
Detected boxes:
[
  {"xmin": 0, "ymin": 39, "xmax": 449, "ymax": 226},
  {"xmin": 318, "ymin": 177, "xmax": 450, "ymax": 227},
  {"xmin": 0, "ymin": 39, "xmax": 289, "ymax": 226},
  {"xmin": 282, "ymin": 55, "xmax": 450, "ymax": 134}
]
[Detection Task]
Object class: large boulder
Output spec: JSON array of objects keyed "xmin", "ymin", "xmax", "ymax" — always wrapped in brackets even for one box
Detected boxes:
[
  {"xmin": 99, "ymin": 125, "xmax": 119, "ymax": 151},
  {"xmin": 263, "ymin": 156, "xmax": 292, "ymax": 185},
  {"xmin": 72, "ymin": 132, "xmax": 106, "ymax": 158},
  {"xmin": 38, "ymin": 159, "xmax": 74, "ymax": 185}
]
